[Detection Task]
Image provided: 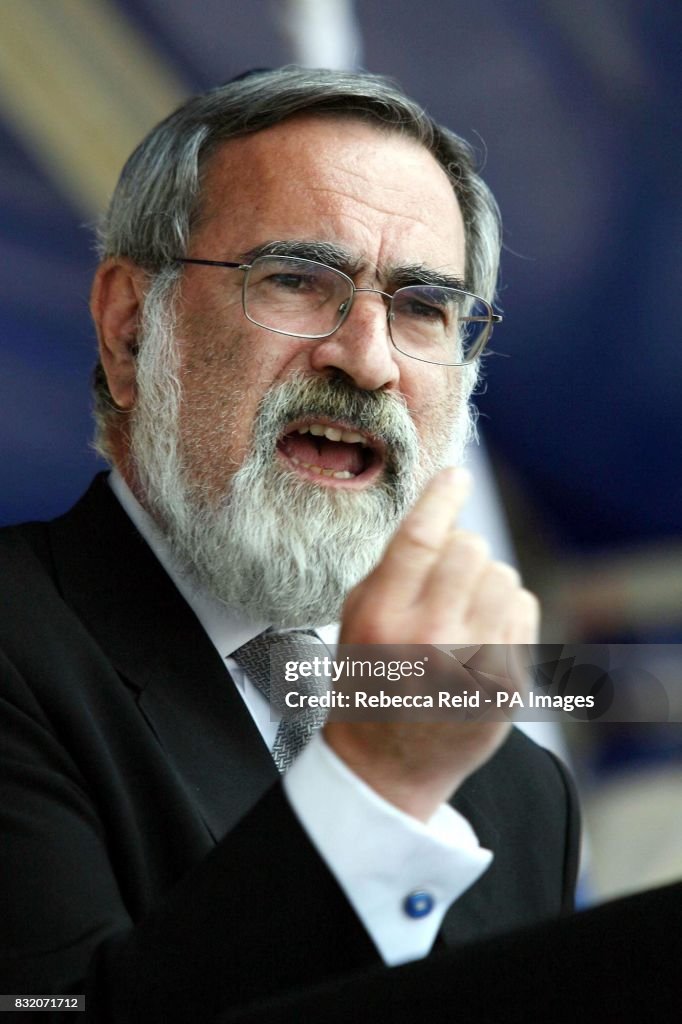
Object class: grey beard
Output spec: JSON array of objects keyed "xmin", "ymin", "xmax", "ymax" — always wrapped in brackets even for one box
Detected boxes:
[{"xmin": 129, "ymin": 289, "xmax": 473, "ymax": 627}]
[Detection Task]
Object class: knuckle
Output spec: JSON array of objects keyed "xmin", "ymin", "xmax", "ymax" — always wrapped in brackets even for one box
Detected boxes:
[
  {"xmin": 451, "ymin": 530, "xmax": 490, "ymax": 563},
  {"xmin": 488, "ymin": 562, "xmax": 521, "ymax": 589},
  {"xmin": 354, "ymin": 624, "xmax": 391, "ymax": 645},
  {"xmin": 419, "ymin": 616, "xmax": 457, "ymax": 645},
  {"xmin": 340, "ymin": 606, "xmax": 389, "ymax": 645},
  {"xmin": 509, "ymin": 588, "xmax": 541, "ymax": 642},
  {"xmin": 401, "ymin": 518, "xmax": 442, "ymax": 554},
  {"xmin": 516, "ymin": 588, "xmax": 540, "ymax": 615}
]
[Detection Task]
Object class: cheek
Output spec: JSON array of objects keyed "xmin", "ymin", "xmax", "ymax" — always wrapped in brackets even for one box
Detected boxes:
[
  {"xmin": 175, "ymin": 327, "xmax": 255, "ymax": 476},
  {"xmin": 179, "ymin": 304, "xmax": 300, "ymax": 395},
  {"xmin": 405, "ymin": 366, "xmax": 460, "ymax": 434},
  {"xmin": 175, "ymin": 320, "xmax": 301, "ymax": 488}
]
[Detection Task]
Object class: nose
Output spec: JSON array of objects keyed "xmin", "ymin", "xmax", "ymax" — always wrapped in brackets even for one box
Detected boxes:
[{"xmin": 308, "ymin": 289, "xmax": 401, "ymax": 392}]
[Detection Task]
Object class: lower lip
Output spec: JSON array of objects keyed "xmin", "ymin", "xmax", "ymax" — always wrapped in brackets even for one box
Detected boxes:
[{"xmin": 276, "ymin": 450, "xmax": 384, "ymax": 489}]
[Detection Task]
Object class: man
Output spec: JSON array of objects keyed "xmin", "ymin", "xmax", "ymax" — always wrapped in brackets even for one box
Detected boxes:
[{"xmin": 0, "ymin": 68, "xmax": 578, "ymax": 1021}]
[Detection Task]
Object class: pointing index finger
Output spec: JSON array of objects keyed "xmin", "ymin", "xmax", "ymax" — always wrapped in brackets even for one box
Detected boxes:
[
  {"xmin": 371, "ymin": 466, "xmax": 472, "ymax": 598},
  {"xmin": 406, "ymin": 466, "xmax": 472, "ymax": 542}
]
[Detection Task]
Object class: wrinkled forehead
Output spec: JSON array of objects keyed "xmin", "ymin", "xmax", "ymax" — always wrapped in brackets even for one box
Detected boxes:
[
  {"xmin": 190, "ymin": 114, "xmax": 466, "ymax": 278},
  {"xmin": 195, "ymin": 111, "xmax": 451, "ymax": 202}
]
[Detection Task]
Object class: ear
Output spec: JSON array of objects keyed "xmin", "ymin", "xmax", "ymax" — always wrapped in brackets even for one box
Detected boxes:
[{"xmin": 90, "ymin": 258, "xmax": 149, "ymax": 410}]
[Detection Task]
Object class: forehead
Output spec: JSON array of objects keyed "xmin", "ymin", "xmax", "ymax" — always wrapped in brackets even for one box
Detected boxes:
[{"xmin": 192, "ymin": 115, "xmax": 466, "ymax": 276}]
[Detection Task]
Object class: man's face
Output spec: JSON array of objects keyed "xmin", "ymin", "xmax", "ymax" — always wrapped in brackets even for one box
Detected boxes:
[
  {"xmin": 173, "ymin": 115, "xmax": 468, "ymax": 497},
  {"xmin": 126, "ymin": 116, "xmax": 474, "ymax": 626}
]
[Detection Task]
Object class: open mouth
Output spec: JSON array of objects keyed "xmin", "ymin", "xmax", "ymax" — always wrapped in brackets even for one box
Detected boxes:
[{"xmin": 276, "ymin": 419, "xmax": 385, "ymax": 488}]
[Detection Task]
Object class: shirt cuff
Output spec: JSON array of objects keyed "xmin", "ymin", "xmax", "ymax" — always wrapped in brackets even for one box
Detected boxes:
[{"xmin": 283, "ymin": 732, "xmax": 493, "ymax": 966}]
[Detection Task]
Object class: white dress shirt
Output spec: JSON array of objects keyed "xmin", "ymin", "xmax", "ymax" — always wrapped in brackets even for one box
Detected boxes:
[{"xmin": 109, "ymin": 470, "xmax": 492, "ymax": 965}]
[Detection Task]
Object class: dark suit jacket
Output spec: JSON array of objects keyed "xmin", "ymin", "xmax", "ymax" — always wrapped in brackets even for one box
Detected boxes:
[
  {"xmin": 0, "ymin": 475, "xmax": 579, "ymax": 1022},
  {"xmin": 217, "ymin": 881, "xmax": 682, "ymax": 1024}
]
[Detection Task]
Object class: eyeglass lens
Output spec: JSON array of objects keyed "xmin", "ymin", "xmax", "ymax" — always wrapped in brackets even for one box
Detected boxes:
[{"xmin": 243, "ymin": 255, "xmax": 490, "ymax": 364}]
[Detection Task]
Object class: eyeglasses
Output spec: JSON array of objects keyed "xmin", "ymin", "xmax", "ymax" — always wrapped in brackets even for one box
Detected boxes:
[{"xmin": 174, "ymin": 254, "xmax": 502, "ymax": 366}]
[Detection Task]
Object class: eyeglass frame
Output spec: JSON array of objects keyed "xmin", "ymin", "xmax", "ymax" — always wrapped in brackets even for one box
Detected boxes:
[{"xmin": 173, "ymin": 253, "xmax": 502, "ymax": 366}]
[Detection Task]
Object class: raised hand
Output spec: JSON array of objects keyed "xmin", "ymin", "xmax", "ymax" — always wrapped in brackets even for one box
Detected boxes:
[{"xmin": 324, "ymin": 468, "xmax": 539, "ymax": 820}]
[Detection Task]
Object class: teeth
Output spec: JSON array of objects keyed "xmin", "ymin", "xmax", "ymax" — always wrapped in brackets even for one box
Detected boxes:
[
  {"xmin": 295, "ymin": 423, "xmax": 367, "ymax": 445},
  {"xmin": 287, "ymin": 455, "xmax": 356, "ymax": 480}
]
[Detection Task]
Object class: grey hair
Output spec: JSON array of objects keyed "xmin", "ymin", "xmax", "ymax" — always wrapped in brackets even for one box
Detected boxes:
[{"xmin": 93, "ymin": 66, "xmax": 501, "ymax": 457}]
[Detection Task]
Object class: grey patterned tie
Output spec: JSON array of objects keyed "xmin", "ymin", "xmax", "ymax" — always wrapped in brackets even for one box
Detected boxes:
[{"xmin": 233, "ymin": 630, "xmax": 329, "ymax": 772}]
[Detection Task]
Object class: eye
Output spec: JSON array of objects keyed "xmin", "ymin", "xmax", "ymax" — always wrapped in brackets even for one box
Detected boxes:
[
  {"xmin": 267, "ymin": 272, "xmax": 319, "ymax": 292},
  {"xmin": 248, "ymin": 257, "xmax": 347, "ymax": 312},
  {"xmin": 394, "ymin": 287, "xmax": 454, "ymax": 324},
  {"xmin": 405, "ymin": 298, "xmax": 446, "ymax": 320},
  {"xmin": 260, "ymin": 270, "xmax": 311, "ymax": 290},
  {"xmin": 254, "ymin": 261, "xmax": 335, "ymax": 298}
]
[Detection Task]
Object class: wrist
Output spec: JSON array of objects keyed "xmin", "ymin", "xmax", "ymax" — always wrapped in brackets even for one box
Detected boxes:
[{"xmin": 323, "ymin": 722, "xmax": 467, "ymax": 822}]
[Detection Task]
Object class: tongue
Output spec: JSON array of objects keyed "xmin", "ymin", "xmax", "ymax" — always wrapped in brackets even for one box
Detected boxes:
[{"xmin": 280, "ymin": 433, "xmax": 366, "ymax": 474}]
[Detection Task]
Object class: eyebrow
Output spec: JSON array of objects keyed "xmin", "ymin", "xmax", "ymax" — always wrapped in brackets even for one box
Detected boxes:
[
  {"xmin": 388, "ymin": 264, "xmax": 467, "ymax": 292},
  {"xmin": 236, "ymin": 240, "xmax": 467, "ymax": 292},
  {"xmin": 237, "ymin": 239, "xmax": 360, "ymax": 274}
]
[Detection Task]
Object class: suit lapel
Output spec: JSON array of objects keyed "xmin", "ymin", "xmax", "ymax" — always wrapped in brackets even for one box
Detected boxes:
[{"xmin": 48, "ymin": 474, "xmax": 278, "ymax": 843}]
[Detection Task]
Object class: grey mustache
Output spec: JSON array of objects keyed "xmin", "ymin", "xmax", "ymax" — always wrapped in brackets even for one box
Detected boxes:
[{"xmin": 262, "ymin": 375, "xmax": 415, "ymax": 450}]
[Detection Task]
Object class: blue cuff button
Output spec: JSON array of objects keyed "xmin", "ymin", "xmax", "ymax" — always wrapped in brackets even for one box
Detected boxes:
[{"xmin": 403, "ymin": 890, "xmax": 435, "ymax": 918}]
